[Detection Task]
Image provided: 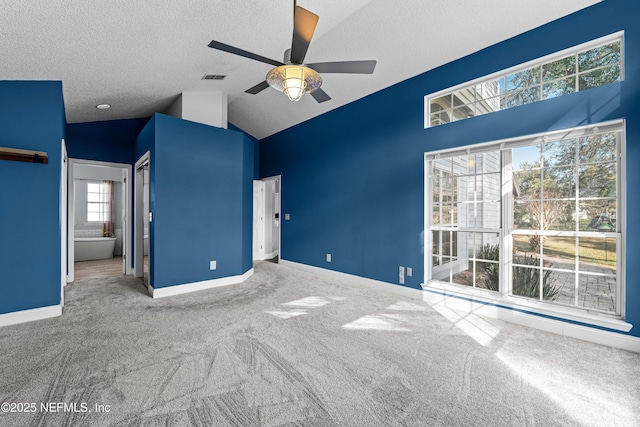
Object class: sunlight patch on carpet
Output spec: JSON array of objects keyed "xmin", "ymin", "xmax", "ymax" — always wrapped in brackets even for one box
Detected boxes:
[
  {"xmin": 495, "ymin": 347, "xmax": 637, "ymax": 426},
  {"xmin": 282, "ymin": 296, "xmax": 330, "ymax": 308},
  {"xmin": 265, "ymin": 310, "xmax": 308, "ymax": 319},
  {"xmin": 431, "ymin": 304, "xmax": 500, "ymax": 346},
  {"xmin": 342, "ymin": 314, "xmax": 412, "ymax": 332}
]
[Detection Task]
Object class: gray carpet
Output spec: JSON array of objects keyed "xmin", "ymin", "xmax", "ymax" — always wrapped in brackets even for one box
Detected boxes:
[{"xmin": 1, "ymin": 261, "xmax": 639, "ymax": 426}]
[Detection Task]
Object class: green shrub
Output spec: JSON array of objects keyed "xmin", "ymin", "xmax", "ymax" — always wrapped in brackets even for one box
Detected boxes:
[
  {"xmin": 513, "ymin": 254, "xmax": 559, "ymax": 301},
  {"xmin": 478, "ymin": 244, "xmax": 500, "ymax": 291},
  {"xmin": 475, "ymin": 244, "xmax": 560, "ymax": 301}
]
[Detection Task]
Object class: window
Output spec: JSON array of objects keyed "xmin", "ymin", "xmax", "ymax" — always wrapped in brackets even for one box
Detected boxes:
[
  {"xmin": 87, "ymin": 182, "xmax": 111, "ymax": 222},
  {"xmin": 425, "ymin": 33, "xmax": 623, "ymax": 128},
  {"xmin": 425, "ymin": 121, "xmax": 624, "ymax": 316}
]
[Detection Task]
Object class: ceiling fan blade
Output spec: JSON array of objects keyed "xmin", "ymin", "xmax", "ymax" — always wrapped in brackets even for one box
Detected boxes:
[
  {"xmin": 245, "ymin": 81, "xmax": 270, "ymax": 95},
  {"xmin": 307, "ymin": 60, "xmax": 377, "ymax": 74},
  {"xmin": 290, "ymin": 6, "xmax": 319, "ymax": 64},
  {"xmin": 208, "ymin": 40, "xmax": 283, "ymax": 67},
  {"xmin": 310, "ymin": 88, "xmax": 331, "ymax": 103}
]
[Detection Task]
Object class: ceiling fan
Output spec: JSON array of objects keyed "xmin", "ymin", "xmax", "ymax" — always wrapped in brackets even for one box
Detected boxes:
[{"xmin": 208, "ymin": 1, "xmax": 377, "ymax": 103}]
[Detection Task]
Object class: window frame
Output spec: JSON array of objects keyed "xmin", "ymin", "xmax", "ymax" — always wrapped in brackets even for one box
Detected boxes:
[
  {"xmin": 424, "ymin": 120, "xmax": 626, "ymax": 320},
  {"xmin": 86, "ymin": 181, "xmax": 111, "ymax": 223},
  {"xmin": 424, "ymin": 32, "xmax": 624, "ymax": 129}
]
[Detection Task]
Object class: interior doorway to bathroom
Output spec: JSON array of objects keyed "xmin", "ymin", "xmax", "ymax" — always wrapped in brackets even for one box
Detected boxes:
[
  {"xmin": 253, "ymin": 175, "xmax": 281, "ymax": 263},
  {"xmin": 67, "ymin": 159, "xmax": 131, "ymax": 283}
]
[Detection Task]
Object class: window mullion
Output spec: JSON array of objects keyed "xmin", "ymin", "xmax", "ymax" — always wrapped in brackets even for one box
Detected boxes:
[{"xmin": 501, "ymin": 147, "xmax": 513, "ymax": 296}]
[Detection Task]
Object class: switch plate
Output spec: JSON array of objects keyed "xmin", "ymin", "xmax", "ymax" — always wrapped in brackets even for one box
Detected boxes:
[
  {"xmin": 326, "ymin": 253, "xmax": 331, "ymax": 262},
  {"xmin": 407, "ymin": 267, "xmax": 412, "ymax": 277},
  {"xmin": 399, "ymin": 266, "xmax": 405, "ymax": 284},
  {"xmin": 285, "ymin": 213, "xmax": 290, "ymax": 220},
  {"xmin": 210, "ymin": 260, "xmax": 217, "ymax": 270}
]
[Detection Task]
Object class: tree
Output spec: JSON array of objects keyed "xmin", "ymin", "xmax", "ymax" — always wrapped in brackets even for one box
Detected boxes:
[{"xmin": 514, "ymin": 161, "xmax": 573, "ymax": 231}]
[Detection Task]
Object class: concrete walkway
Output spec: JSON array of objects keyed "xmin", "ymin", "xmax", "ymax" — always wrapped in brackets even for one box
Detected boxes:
[{"xmin": 548, "ymin": 260, "xmax": 616, "ymax": 312}]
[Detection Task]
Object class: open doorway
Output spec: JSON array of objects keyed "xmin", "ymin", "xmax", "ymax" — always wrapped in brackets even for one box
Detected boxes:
[
  {"xmin": 67, "ymin": 159, "xmax": 131, "ymax": 282},
  {"xmin": 253, "ymin": 175, "xmax": 281, "ymax": 262},
  {"xmin": 134, "ymin": 152, "xmax": 150, "ymax": 288}
]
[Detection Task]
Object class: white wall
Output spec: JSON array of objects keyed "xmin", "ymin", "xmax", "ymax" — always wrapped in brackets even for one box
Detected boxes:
[{"xmin": 166, "ymin": 91, "xmax": 228, "ymax": 129}]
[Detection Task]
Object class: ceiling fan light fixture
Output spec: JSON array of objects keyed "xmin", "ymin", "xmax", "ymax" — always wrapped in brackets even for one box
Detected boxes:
[
  {"xmin": 283, "ymin": 66, "xmax": 307, "ymax": 101},
  {"xmin": 266, "ymin": 65, "xmax": 322, "ymax": 102}
]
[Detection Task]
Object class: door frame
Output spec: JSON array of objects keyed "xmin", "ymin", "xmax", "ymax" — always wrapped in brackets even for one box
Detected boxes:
[
  {"xmin": 134, "ymin": 151, "xmax": 150, "ymax": 280},
  {"xmin": 61, "ymin": 140, "xmax": 68, "ymax": 306},
  {"xmin": 68, "ymin": 158, "xmax": 132, "ymax": 282},
  {"xmin": 252, "ymin": 180, "xmax": 266, "ymax": 261},
  {"xmin": 258, "ymin": 175, "xmax": 281, "ymax": 261}
]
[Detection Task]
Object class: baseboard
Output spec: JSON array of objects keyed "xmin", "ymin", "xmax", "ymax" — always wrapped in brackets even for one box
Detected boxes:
[
  {"xmin": 149, "ymin": 268, "xmax": 254, "ymax": 298},
  {"xmin": 279, "ymin": 260, "xmax": 423, "ymax": 299},
  {"xmin": 278, "ymin": 260, "xmax": 640, "ymax": 353},
  {"xmin": 0, "ymin": 305, "xmax": 62, "ymax": 328}
]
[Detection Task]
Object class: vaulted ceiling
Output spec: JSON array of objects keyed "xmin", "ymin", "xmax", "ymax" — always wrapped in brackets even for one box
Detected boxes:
[{"xmin": 0, "ymin": 0, "xmax": 599, "ymax": 139}]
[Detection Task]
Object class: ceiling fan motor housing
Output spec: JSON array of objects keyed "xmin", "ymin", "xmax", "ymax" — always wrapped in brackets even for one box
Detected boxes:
[{"xmin": 266, "ymin": 65, "xmax": 322, "ymax": 94}]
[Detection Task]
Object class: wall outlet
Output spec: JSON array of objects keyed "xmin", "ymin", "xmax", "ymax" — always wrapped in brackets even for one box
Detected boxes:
[
  {"xmin": 285, "ymin": 213, "xmax": 290, "ymax": 220},
  {"xmin": 399, "ymin": 266, "xmax": 405, "ymax": 284},
  {"xmin": 210, "ymin": 260, "xmax": 217, "ymax": 270},
  {"xmin": 407, "ymin": 267, "xmax": 412, "ymax": 277},
  {"xmin": 326, "ymin": 253, "xmax": 331, "ymax": 262}
]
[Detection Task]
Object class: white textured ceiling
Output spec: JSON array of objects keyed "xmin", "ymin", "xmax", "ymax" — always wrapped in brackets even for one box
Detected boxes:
[{"xmin": 0, "ymin": 0, "xmax": 599, "ymax": 139}]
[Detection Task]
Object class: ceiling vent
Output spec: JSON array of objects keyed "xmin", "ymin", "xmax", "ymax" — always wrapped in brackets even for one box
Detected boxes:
[{"xmin": 202, "ymin": 74, "xmax": 226, "ymax": 80}]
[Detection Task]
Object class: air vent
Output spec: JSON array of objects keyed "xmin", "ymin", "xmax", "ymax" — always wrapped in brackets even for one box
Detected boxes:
[{"xmin": 202, "ymin": 74, "xmax": 226, "ymax": 80}]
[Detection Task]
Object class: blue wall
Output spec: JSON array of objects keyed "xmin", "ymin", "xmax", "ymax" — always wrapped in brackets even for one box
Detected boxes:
[
  {"xmin": 229, "ymin": 122, "xmax": 259, "ymax": 179},
  {"xmin": 0, "ymin": 81, "xmax": 64, "ymax": 314},
  {"xmin": 67, "ymin": 117, "xmax": 149, "ymax": 164},
  {"xmin": 136, "ymin": 114, "xmax": 253, "ymax": 289},
  {"xmin": 260, "ymin": 0, "xmax": 640, "ymax": 336}
]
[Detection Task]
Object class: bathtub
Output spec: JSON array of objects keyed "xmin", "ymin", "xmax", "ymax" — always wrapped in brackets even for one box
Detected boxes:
[{"xmin": 74, "ymin": 237, "xmax": 116, "ymax": 262}]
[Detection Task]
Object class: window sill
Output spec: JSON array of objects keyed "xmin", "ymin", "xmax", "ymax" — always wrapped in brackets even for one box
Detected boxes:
[{"xmin": 421, "ymin": 281, "xmax": 632, "ymax": 333}]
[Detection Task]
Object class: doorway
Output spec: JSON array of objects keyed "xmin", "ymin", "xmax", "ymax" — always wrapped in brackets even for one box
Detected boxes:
[
  {"xmin": 134, "ymin": 152, "xmax": 150, "ymax": 287},
  {"xmin": 253, "ymin": 175, "xmax": 281, "ymax": 262},
  {"xmin": 67, "ymin": 159, "xmax": 131, "ymax": 283}
]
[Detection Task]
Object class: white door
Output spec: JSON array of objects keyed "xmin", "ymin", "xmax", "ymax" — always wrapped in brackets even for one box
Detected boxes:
[{"xmin": 253, "ymin": 180, "xmax": 265, "ymax": 260}]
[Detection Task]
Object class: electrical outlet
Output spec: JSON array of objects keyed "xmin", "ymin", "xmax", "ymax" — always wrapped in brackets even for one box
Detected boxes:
[
  {"xmin": 407, "ymin": 267, "xmax": 412, "ymax": 277},
  {"xmin": 399, "ymin": 266, "xmax": 405, "ymax": 284},
  {"xmin": 285, "ymin": 213, "xmax": 290, "ymax": 220},
  {"xmin": 326, "ymin": 253, "xmax": 331, "ymax": 262},
  {"xmin": 210, "ymin": 260, "xmax": 217, "ymax": 270}
]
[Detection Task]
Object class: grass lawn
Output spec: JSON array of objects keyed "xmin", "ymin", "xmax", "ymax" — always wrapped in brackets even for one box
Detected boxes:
[{"xmin": 513, "ymin": 234, "xmax": 616, "ymax": 270}]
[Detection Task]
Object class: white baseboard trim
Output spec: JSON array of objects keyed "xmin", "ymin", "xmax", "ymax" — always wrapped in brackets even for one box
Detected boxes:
[
  {"xmin": 149, "ymin": 268, "xmax": 254, "ymax": 298},
  {"xmin": 0, "ymin": 305, "xmax": 62, "ymax": 328},
  {"xmin": 279, "ymin": 260, "xmax": 424, "ymax": 299},
  {"xmin": 279, "ymin": 260, "xmax": 640, "ymax": 353}
]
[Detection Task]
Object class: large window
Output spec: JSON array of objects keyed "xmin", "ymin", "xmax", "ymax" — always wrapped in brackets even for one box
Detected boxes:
[
  {"xmin": 425, "ymin": 33, "xmax": 623, "ymax": 128},
  {"xmin": 425, "ymin": 122, "xmax": 624, "ymax": 316}
]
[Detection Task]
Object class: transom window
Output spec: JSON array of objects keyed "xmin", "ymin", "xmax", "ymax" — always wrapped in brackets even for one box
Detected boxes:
[
  {"xmin": 86, "ymin": 182, "xmax": 111, "ymax": 222},
  {"xmin": 425, "ymin": 32, "xmax": 623, "ymax": 128},
  {"xmin": 425, "ymin": 121, "xmax": 624, "ymax": 316}
]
